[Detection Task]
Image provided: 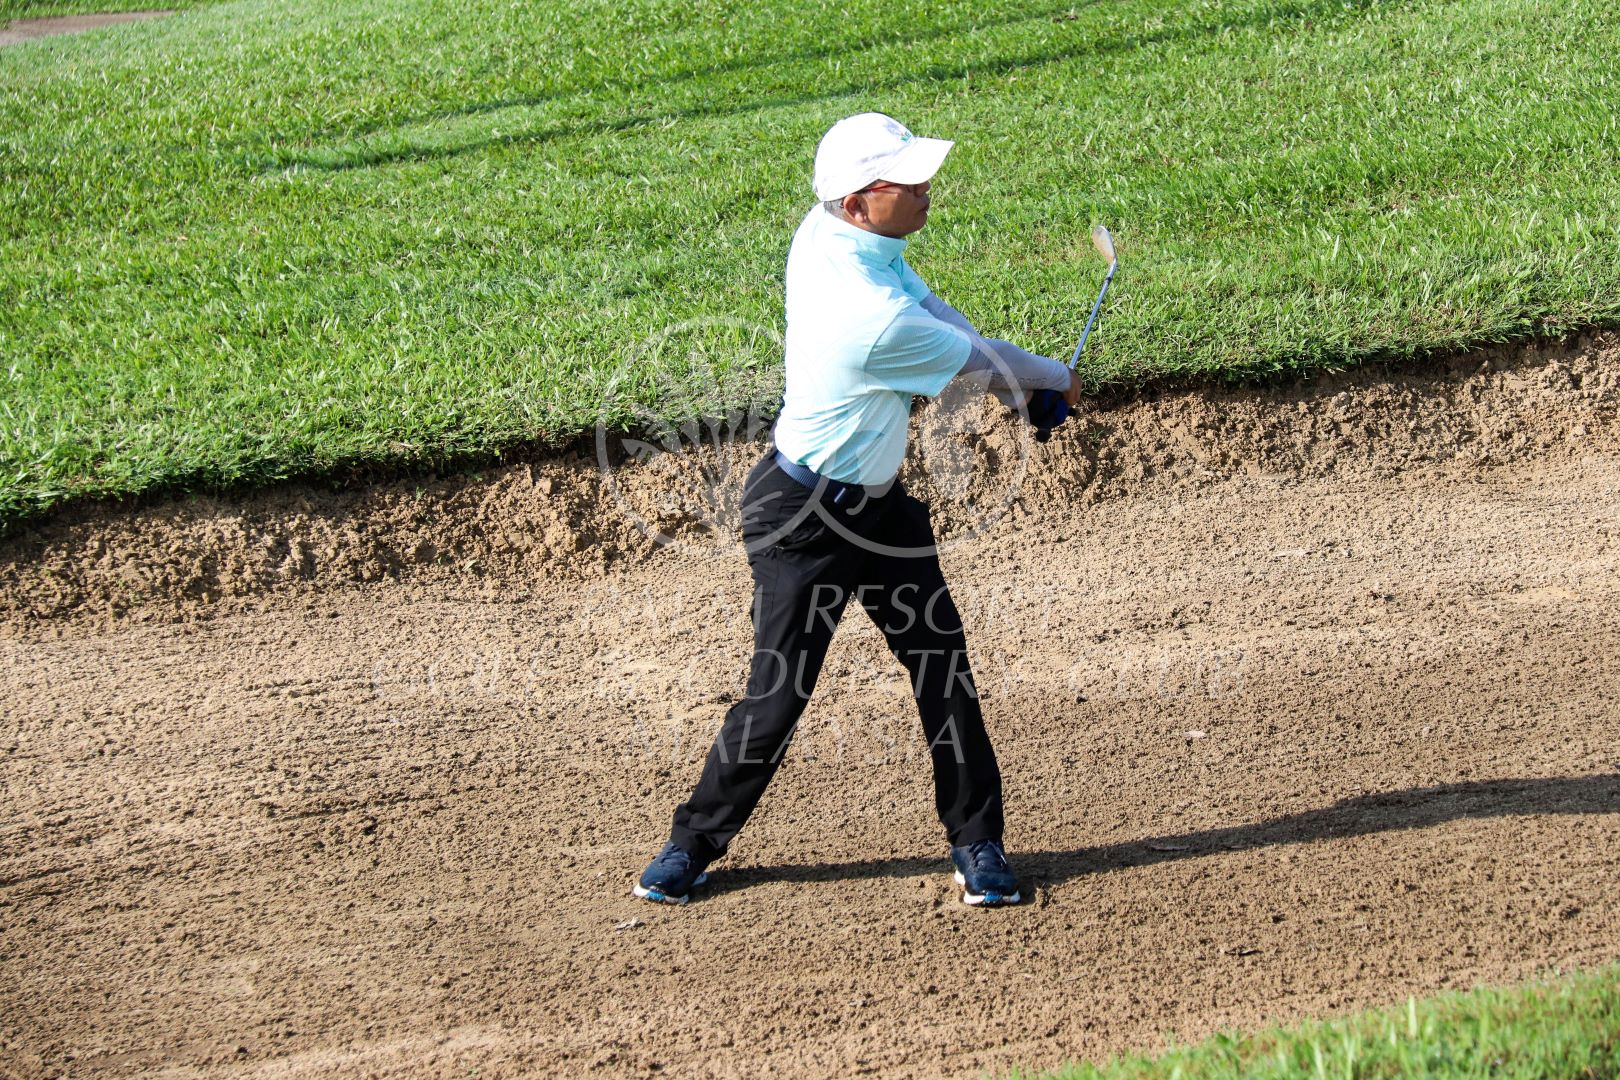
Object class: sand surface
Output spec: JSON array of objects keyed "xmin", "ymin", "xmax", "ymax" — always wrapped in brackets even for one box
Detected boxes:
[
  {"xmin": 3, "ymin": 335, "xmax": 1618, "ymax": 1077},
  {"xmin": 0, "ymin": 11, "xmax": 170, "ymax": 48}
]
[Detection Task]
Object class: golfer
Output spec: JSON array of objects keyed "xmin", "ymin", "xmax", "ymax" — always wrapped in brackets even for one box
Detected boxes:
[{"xmin": 635, "ymin": 113, "xmax": 1079, "ymax": 906}]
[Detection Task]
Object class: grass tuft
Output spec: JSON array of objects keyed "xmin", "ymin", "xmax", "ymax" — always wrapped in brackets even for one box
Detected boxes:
[{"xmin": 1015, "ymin": 966, "xmax": 1620, "ymax": 1080}]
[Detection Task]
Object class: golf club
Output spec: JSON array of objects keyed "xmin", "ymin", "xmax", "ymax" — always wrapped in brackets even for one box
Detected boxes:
[
  {"xmin": 1035, "ymin": 225, "xmax": 1116, "ymax": 442},
  {"xmin": 1070, "ymin": 224, "xmax": 1117, "ymax": 370}
]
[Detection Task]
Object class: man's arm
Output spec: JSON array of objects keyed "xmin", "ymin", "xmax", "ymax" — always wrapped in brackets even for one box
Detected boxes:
[{"xmin": 920, "ymin": 295, "xmax": 1077, "ymax": 408}]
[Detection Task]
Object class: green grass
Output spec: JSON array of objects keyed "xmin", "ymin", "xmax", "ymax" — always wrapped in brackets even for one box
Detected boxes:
[
  {"xmin": 2, "ymin": 0, "xmax": 1618, "ymax": 529},
  {"xmin": 1020, "ymin": 965, "xmax": 1620, "ymax": 1079}
]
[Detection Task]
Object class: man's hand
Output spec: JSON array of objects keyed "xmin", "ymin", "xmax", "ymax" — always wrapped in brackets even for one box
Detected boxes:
[
  {"xmin": 1028, "ymin": 389, "xmax": 1069, "ymax": 441},
  {"xmin": 1029, "ymin": 372, "xmax": 1081, "ymax": 442}
]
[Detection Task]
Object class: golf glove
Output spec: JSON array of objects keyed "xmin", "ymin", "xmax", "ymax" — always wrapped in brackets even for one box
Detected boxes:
[{"xmin": 1026, "ymin": 388, "xmax": 1071, "ymax": 441}]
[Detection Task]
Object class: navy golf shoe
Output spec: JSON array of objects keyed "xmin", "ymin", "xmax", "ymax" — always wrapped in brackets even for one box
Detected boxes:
[
  {"xmin": 633, "ymin": 842, "xmax": 711, "ymax": 905},
  {"xmin": 950, "ymin": 839, "xmax": 1021, "ymax": 906}
]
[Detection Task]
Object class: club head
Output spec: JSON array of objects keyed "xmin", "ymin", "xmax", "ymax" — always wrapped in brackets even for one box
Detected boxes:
[{"xmin": 1091, "ymin": 224, "xmax": 1116, "ymax": 265}]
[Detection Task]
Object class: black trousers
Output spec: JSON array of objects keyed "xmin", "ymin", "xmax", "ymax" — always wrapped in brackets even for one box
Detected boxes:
[{"xmin": 669, "ymin": 450, "xmax": 1004, "ymax": 862}]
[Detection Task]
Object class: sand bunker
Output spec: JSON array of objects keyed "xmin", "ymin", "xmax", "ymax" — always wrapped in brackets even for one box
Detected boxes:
[{"xmin": 2, "ymin": 333, "xmax": 1617, "ymax": 1077}]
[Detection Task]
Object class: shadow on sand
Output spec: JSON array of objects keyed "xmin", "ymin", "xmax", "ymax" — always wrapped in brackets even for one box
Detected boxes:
[{"xmin": 711, "ymin": 773, "xmax": 1620, "ymax": 895}]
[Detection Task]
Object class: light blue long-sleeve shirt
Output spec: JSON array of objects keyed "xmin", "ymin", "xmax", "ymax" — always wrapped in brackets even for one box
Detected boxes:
[{"xmin": 773, "ymin": 205, "xmax": 1068, "ymax": 485}]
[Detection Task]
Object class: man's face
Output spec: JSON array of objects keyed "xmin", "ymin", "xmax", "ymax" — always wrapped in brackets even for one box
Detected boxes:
[{"xmin": 840, "ymin": 179, "xmax": 932, "ymax": 238}]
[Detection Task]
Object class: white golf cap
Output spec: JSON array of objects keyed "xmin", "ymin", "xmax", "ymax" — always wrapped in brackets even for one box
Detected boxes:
[{"xmin": 812, "ymin": 112, "xmax": 955, "ymax": 202}]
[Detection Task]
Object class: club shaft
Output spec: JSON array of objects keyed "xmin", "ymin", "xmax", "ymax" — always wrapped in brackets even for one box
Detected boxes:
[{"xmin": 1069, "ymin": 261, "xmax": 1117, "ymax": 370}]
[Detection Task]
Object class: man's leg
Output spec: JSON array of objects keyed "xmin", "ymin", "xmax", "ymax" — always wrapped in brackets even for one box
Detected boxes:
[
  {"xmin": 668, "ymin": 458, "xmax": 861, "ymax": 862},
  {"xmin": 856, "ymin": 492, "xmax": 1004, "ymax": 846}
]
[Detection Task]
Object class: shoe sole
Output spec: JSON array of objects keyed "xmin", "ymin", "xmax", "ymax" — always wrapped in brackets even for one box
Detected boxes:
[
  {"xmin": 632, "ymin": 871, "xmax": 709, "ymax": 905},
  {"xmin": 954, "ymin": 870, "xmax": 1021, "ymax": 907}
]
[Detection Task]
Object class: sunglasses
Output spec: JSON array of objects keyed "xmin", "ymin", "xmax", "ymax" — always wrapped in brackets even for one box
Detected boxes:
[{"xmin": 858, "ymin": 179, "xmax": 929, "ymax": 197}]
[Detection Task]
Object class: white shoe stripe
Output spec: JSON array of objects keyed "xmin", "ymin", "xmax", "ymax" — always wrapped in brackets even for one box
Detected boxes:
[{"xmin": 632, "ymin": 883, "xmax": 689, "ymax": 905}]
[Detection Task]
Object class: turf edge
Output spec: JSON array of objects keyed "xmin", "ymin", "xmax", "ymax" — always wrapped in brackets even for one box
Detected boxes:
[{"xmin": 1006, "ymin": 964, "xmax": 1620, "ymax": 1080}]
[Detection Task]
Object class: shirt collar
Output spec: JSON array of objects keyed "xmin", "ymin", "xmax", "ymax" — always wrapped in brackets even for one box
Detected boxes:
[{"xmin": 818, "ymin": 204, "xmax": 908, "ymax": 267}]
